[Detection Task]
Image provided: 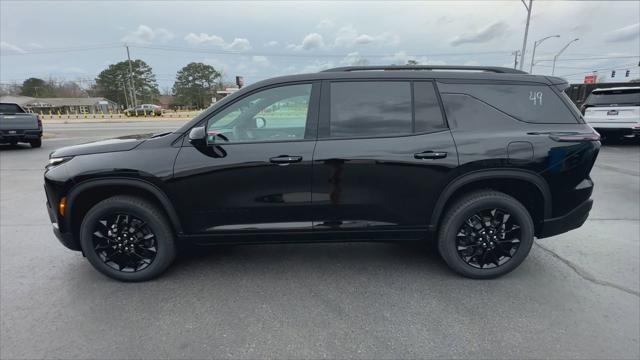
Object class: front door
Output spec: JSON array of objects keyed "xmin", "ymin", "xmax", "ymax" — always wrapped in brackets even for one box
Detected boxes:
[
  {"xmin": 172, "ymin": 82, "xmax": 320, "ymax": 235},
  {"xmin": 311, "ymin": 80, "xmax": 458, "ymax": 238}
]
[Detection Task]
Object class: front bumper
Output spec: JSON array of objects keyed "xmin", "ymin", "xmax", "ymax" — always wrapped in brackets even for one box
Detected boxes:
[
  {"xmin": 45, "ymin": 184, "xmax": 80, "ymax": 251},
  {"xmin": 538, "ymin": 199, "xmax": 593, "ymax": 238}
]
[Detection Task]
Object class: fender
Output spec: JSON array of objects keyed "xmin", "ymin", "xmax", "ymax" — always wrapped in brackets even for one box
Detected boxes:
[
  {"xmin": 429, "ymin": 169, "xmax": 552, "ymax": 230},
  {"xmin": 65, "ymin": 177, "xmax": 183, "ymax": 234}
]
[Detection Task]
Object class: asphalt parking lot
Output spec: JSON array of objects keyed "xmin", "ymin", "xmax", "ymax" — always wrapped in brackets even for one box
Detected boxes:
[{"xmin": 1, "ymin": 121, "xmax": 639, "ymax": 359}]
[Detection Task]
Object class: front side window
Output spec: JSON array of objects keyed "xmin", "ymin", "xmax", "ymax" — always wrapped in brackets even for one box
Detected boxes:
[
  {"xmin": 207, "ymin": 83, "xmax": 312, "ymax": 143},
  {"xmin": 329, "ymin": 81, "xmax": 412, "ymax": 138}
]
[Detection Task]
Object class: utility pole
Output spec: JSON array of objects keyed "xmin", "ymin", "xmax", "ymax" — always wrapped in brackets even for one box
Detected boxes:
[
  {"xmin": 512, "ymin": 50, "xmax": 520, "ymax": 69},
  {"xmin": 125, "ymin": 45, "xmax": 137, "ymax": 106},
  {"xmin": 552, "ymin": 38, "xmax": 579, "ymax": 75},
  {"xmin": 121, "ymin": 80, "xmax": 129, "ymax": 109},
  {"xmin": 530, "ymin": 35, "xmax": 560, "ymax": 74},
  {"xmin": 519, "ymin": 0, "xmax": 533, "ymax": 71}
]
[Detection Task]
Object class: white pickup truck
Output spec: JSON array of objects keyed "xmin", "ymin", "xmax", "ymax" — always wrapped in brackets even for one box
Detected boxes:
[
  {"xmin": 0, "ymin": 102, "xmax": 42, "ymax": 147},
  {"xmin": 583, "ymin": 87, "xmax": 640, "ymax": 139}
]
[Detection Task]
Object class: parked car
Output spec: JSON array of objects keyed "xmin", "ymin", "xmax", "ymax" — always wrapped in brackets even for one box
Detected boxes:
[
  {"xmin": 44, "ymin": 65, "xmax": 600, "ymax": 281},
  {"xmin": 0, "ymin": 102, "xmax": 42, "ymax": 148},
  {"xmin": 583, "ymin": 87, "xmax": 640, "ymax": 139},
  {"xmin": 124, "ymin": 104, "xmax": 162, "ymax": 116}
]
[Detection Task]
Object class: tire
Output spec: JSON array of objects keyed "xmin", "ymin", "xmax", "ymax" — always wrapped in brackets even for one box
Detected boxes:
[
  {"xmin": 437, "ymin": 190, "xmax": 534, "ymax": 279},
  {"xmin": 30, "ymin": 139, "xmax": 42, "ymax": 148},
  {"xmin": 79, "ymin": 196, "xmax": 176, "ymax": 282}
]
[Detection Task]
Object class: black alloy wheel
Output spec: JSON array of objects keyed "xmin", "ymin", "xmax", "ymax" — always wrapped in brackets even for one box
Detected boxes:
[
  {"xmin": 455, "ymin": 208, "xmax": 521, "ymax": 269},
  {"xmin": 80, "ymin": 196, "xmax": 176, "ymax": 282},
  {"xmin": 92, "ymin": 213, "xmax": 157, "ymax": 272},
  {"xmin": 438, "ymin": 190, "xmax": 534, "ymax": 279}
]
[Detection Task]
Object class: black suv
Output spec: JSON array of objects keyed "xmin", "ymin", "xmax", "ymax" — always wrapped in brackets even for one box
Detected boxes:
[{"xmin": 44, "ymin": 65, "xmax": 600, "ymax": 281}]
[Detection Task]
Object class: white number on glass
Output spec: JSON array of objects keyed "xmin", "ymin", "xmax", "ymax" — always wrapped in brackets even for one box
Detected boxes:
[{"xmin": 529, "ymin": 91, "xmax": 543, "ymax": 106}]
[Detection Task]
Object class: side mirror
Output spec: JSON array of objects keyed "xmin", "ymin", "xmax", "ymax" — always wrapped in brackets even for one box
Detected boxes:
[
  {"xmin": 255, "ymin": 117, "xmax": 266, "ymax": 129},
  {"xmin": 188, "ymin": 126, "xmax": 206, "ymax": 148}
]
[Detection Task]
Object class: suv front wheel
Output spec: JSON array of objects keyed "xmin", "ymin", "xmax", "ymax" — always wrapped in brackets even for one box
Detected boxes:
[
  {"xmin": 79, "ymin": 196, "xmax": 176, "ymax": 281},
  {"xmin": 438, "ymin": 190, "xmax": 534, "ymax": 279}
]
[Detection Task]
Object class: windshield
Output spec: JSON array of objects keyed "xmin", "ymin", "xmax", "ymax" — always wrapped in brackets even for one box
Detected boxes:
[
  {"xmin": 0, "ymin": 103, "xmax": 25, "ymax": 114},
  {"xmin": 585, "ymin": 89, "xmax": 640, "ymax": 106}
]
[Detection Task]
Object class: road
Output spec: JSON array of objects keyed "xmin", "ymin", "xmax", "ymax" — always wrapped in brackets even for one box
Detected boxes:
[{"xmin": 1, "ymin": 121, "xmax": 639, "ymax": 359}]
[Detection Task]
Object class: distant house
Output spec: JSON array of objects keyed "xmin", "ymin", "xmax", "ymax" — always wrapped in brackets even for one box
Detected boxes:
[
  {"xmin": 0, "ymin": 95, "xmax": 118, "ymax": 114},
  {"xmin": 157, "ymin": 95, "xmax": 174, "ymax": 109}
]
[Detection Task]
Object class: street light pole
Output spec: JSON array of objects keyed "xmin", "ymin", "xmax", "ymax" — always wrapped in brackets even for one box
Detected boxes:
[
  {"xmin": 530, "ymin": 35, "xmax": 560, "ymax": 74},
  {"xmin": 519, "ymin": 0, "xmax": 533, "ymax": 71},
  {"xmin": 552, "ymin": 38, "xmax": 579, "ymax": 75}
]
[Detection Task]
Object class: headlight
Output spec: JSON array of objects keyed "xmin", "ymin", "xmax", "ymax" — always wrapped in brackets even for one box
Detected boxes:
[{"xmin": 46, "ymin": 157, "xmax": 72, "ymax": 169}]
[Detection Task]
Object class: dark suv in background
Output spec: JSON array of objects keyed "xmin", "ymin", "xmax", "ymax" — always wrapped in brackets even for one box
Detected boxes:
[{"xmin": 44, "ymin": 65, "xmax": 600, "ymax": 281}]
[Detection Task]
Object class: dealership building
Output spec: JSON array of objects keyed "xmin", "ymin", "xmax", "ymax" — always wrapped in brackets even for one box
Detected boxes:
[{"xmin": 0, "ymin": 95, "xmax": 119, "ymax": 114}]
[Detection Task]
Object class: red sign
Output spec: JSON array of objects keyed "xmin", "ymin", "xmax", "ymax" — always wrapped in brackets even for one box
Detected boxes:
[{"xmin": 584, "ymin": 74, "xmax": 596, "ymax": 84}]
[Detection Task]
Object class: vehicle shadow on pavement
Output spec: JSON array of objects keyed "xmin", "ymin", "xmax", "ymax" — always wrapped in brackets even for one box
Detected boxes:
[
  {"xmin": 162, "ymin": 241, "xmax": 451, "ymax": 280},
  {"xmin": 0, "ymin": 144, "xmax": 34, "ymax": 151}
]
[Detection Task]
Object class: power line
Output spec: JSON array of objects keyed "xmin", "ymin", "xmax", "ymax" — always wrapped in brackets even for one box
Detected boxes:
[{"xmin": 556, "ymin": 64, "xmax": 639, "ymax": 78}]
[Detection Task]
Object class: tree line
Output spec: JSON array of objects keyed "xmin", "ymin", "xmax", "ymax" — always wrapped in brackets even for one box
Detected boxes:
[{"xmin": 1, "ymin": 60, "xmax": 225, "ymax": 109}]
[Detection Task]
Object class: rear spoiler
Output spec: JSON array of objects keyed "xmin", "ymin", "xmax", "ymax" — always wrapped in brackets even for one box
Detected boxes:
[{"xmin": 546, "ymin": 76, "xmax": 569, "ymax": 91}]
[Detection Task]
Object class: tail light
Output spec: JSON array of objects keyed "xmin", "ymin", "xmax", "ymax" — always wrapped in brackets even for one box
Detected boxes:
[
  {"xmin": 37, "ymin": 115, "xmax": 42, "ymax": 128},
  {"xmin": 549, "ymin": 128, "xmax": 601, "ymax": 142}
]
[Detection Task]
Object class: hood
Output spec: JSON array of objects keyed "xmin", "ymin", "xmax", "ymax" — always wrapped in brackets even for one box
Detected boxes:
[{"xmin": 50, "ymin": 133, "xmax": 155, "ymax": 157}]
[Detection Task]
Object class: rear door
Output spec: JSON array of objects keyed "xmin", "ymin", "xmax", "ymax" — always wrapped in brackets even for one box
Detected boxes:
[{"xmin": 311, "ymin": 80, "xmax": 458, "ymax": 239}]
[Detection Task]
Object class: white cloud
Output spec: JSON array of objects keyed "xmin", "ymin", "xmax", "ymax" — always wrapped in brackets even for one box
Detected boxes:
[
  {"xmin": 185, "ymin": 33, "xmax": 226, "ymax": 46},
  {"xmin": 450, "ymin": 21, "xmax": 508, "ymax": 46},
  {"xmin": 184, "ymin": 33, "xmax": 251, "ymax": 51},
  {"xmin": 226, "ymin": 38, "xmax": 251, "ymax": 51},
  {"xmin": 288, "ymin": 33, "xmax": 325, "ymax": 51},
  {"xmin": 252, "ymin": 55, "xmax": 270, "ymax": 67},
  {"xmin": 264, "ymin": 40, "xmax": 278, "ymax": 47},
  {"xmin": 605, "ymin": 23, "xmax": 640, "ymax": 42},
  {"xmin": 121, "ymin": 25, "xmax": 174, "ymax": 44},
  {"xmin": 317, "ymin": 19, "xmax": 335, "ymax": 29},
  {"xmin": 301, "ymin": 33, "xmax": 324, "ymax": 50},
  {"xmin": 341, "ymin": 52, "xmax": 369, "ymax": 66},
  {"xmin": 301, "ymin": 60, "xmax": 335, "ymax": 73},
  {"xmin": 0, "ymin": 41, "xmax": 26, "ymax": 54},
  {"xmin": 332, "ymin": 25, "xmax": 398, "ymax": 48},
  {"xmin": 26, "ymin": 42, "xmax": 43, "ymax": 49}
]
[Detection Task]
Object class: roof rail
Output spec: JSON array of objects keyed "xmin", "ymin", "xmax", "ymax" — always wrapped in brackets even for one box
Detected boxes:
[{"xmin": 320, "ymin": 65, "xmax": 528, "ymax": 74}]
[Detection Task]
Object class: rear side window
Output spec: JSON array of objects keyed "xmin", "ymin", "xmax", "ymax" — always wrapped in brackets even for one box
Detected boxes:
[
  {"xmin": 438, "ymin": 83, "xmax": 578, "ymax": 124},
  {"xmin": 329, "ymin": 81, "xmax": 412, "ymax": 138},
  {"xmin": 414, "ymin": 82, "xmax": 446, "ymax": 132}
]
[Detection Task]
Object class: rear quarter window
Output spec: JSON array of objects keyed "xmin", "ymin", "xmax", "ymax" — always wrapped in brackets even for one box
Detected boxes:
[{"xmin": 437, "ymin": 83, "xmax": 578, "ymax": 124}]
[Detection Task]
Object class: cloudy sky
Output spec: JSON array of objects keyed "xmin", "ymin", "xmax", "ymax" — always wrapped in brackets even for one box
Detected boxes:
[{"xmin": 1, "ymin": 0, "xmax": 639, "ymax": 91}]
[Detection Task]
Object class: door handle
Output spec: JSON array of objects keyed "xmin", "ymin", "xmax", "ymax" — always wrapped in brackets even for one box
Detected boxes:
[
  {"xmin": 269, "ymin": 155, "xmax": 303, "ymax": 164},
  {"xmin": 414, "ymin": 151, "xmax": 447, "ymax": 160}
]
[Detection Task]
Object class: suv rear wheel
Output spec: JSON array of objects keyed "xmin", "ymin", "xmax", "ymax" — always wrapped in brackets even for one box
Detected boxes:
[
  {"xmin": 438, "ymin": 190, "xmax": 534, "ymax": 279},
  {"xmin": 79, "ymin": 196, "xmax": 176, "ymax": 281}
]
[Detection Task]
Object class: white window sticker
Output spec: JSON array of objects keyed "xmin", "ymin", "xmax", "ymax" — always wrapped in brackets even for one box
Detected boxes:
[{"xmin": 529, "ymin": 91, "xmax": 543, "ymax": 106}]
